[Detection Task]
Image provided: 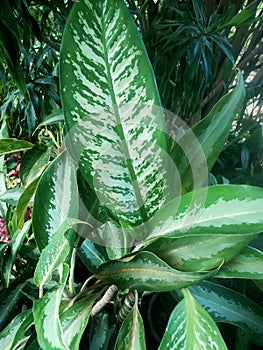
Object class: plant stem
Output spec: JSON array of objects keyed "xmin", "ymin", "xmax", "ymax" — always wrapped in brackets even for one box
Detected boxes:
[{"xmin": 91, "ymin": 284, "xmax": 119, "ymax": 317}]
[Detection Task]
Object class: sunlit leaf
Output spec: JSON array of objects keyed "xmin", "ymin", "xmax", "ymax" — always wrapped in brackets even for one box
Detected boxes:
[{"xmin": 0, "ymin": 139, "xmax": 33, "ymax": 156}]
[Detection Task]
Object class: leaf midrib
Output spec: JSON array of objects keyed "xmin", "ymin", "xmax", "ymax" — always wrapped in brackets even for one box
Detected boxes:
[{"xmin": 100, "ymin": 9, "xmax": 148, "ymax": 224}]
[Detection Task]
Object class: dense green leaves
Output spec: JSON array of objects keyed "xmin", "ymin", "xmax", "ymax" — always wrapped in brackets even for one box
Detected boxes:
[
  {"xmin": 61, "ymin": 0, "xmax": 174, "ymax": 227},
  {"xmin": 159, "ymin": 288, "xmax": 227, "ymax": 349},
  {"xmin": 171, "ymin": 72, "xmax": 245, "ymax": 191},
  {"xmin": 96, "ymin": 251, "xmax": 216, "ymax": 292},
  {"xmin": 33, "ymin": 151, "xmax": 78, "ymax": 250}
]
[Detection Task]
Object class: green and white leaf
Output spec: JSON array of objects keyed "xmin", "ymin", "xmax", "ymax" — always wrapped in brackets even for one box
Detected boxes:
[
  {"xmin": 143, "ymin": 233, "xmax": 255, "ymax": 272},
  {"xmin": 33, "ymin": 151, "xmax": 78, "ymax": 250},
  {"xmin": 0, "ymin": 310, "xmax": 33, "ymax": 350},
  {"xmin": 61, "ymin": 0, "xmax": 174, "ymax": 226},
  {"xmin": 114, "ymin": 301, "xmax": 146, "ymax": 350},
  {"xmin": 182, "ymin": 281, "xmax": 263, "ymax": 345},
  {"xmin": 33, "ymin": 264, "xmax": 69, "ymax": 350},
  {"xmin": 61, "ymin": 294, "xmax": 98, "ymax": 350},
  {"xmin": 0, "ymin": 188, "xmax": 24, "ymax": 206},
  {"xmin": 96, "ymin": 251, "xmax": 216, "ymax": 292},
  {"xmin": 34, "ymin": 223, "xmax": 71, "ymax": 288},
  {"xmin": 215, "ymin": 246, "xmax": 263, "ymax": 279},
  {"xmin": 145, "ymin": 185, "xmax": 263, "ymax": 243},
  {"xmin": 159, "ymin": 288, "xmax": 227, "ymax": 350}
]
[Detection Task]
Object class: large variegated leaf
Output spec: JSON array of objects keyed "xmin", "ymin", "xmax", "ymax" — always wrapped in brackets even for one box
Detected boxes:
[
  {"xmin": 179, "ymin": 281, "xmax": 263, "ymax": 345},
  {"xmin": 145, "ymin": 185, "xmax": 263, "ymax": 242},
  {"xmin": 159, "ymin": 288, "xmax": 227, "ymax": 350},
  {"xmin": 170, "ymin": 72, "xmax": 245, "ymax": 192},
  {"xmin": 33, "ymin": 264, "xmax": 69, "ymax": 350},
  {"xmin": 143, "ymin": 233, "xmax": 256, "ymax": 272},
  {"xmin": 60, "ymin": 0, "xmax": 174, "ymax": 227},
  {"xmin": 32, "ymin": 151, "xmax": 78, "ymax": 250},
  {"xmin": 215, "ymin": 246, "xmax": 263, "ymax": 279},
  {"xmin": 114, "ymin": 302, "xmax": 146, "ymax": 350},
  {"xmin": 96, "ymin": 251, "xmax": 216, "ymax": 292}
]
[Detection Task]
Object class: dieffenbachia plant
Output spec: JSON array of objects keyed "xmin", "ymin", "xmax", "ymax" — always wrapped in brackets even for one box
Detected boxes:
[{"xmin": 0, "ymin": 0, "xmax": 263, "ymax": 349}]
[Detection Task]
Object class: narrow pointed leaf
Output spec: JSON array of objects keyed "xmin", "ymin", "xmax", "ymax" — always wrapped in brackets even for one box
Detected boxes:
[
  {"xmin": 0, "ymin": 188, "xmax": 24, "ymax": 206},
  {"xmin": 61, "ymin": 294, "xmax": 98, "ymax": 350},
  {"xmin": 171, "ymin": 73, "xmax": 245, "ymax": 192},
  {"xmin": 183, "ymin": 281, "xmax": 263, "ymax": 345},
  {"xmin": 2, "ymin": 220, "xmax": 31, "ymax": 288},
  {"xmin": 0, "ymin": 139, "xmax": 33, "ymax": 156},
  {"xmin": 96, "ymin": 251, "xmax": 216, "ymax": 292},
  {"xmin": 216, "ymin": 246, "xmax": 263, "ymax": 279},
  {"xmin": 143, "ymin": 233, "xmax": 256, "ymax": 272},
  {"xmin": 33, "ymin": 151, "xmax": 78, "ymax": 250},
  {"xmin": 33, "ymin": 264, "xmax": 69, "ymax": 350},
  {"xmin": 147, "ymin": 185, "xmax": 263, "ymax": 242},
  {"xmin": 0, "ymin": 310, "xmax": 33, "ymax": 350},
  {"xmin": 61, "ymin": 0, "xmax": 173, "ymax": 226},
  {"xmin": 159, "ymin": 289, "xmax": 227, "ymax": 350},
  {"xmin": 114, "ymin": 303, "xmax": 146, "ymax": 350},
  {"xmin": 34, "ymin": 224, "xmax": 71, "ymax": 288}
]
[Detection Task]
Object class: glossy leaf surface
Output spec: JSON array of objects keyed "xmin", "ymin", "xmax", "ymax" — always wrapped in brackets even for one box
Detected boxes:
[
  {"xmin": 61, "ymin": 294, "xmax": 97, "ymax": 350},
  {"xmin": 216, "ymin": 246, "xmax": 263, "ymax": 279},
  {"xmin": 33, "ymin": 264, "xmax": 69, "ymax": 350},
  {"xmin": 143, "ymin": 233, "xmax": 255, "ymax": 272},
  {"xmin": 183, "ymin": 281, "xmax": 263, "ymax": 345},
  {"xmin": 114, "ymin": 302, "xmax": 146, "ymax": 350},
  {"xmin": 0, "ymin": 138, "xmax": 33, "ymax": 156},
  {"xmin": 61, "ymin": 0, "xmax": 173, "ymax": 226},
  {"xmin": 159, "ymin": 289, "xmax": 227, "ymax": 350},
  {"xmin": 78, "ymin": 239, "xmax": 106, "ymax": 274},
  {"xmin": 96, "ymin": 251, "xmax": 215, "ymax": 292},
  {"xmin": 146, "ymin": 185, "xmax": 263, "ymax": 242},
  {"xmin": 33, "ymin": 151, "xmax": 78, "ymax": 250}
]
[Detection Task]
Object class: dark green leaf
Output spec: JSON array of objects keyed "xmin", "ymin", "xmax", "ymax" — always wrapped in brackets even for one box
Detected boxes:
[
  {"xmin": 78, "ymin": 239, "xmax": 106, "ymax": 274},
  {"xmin": 89, "ymin": 310, "xmax": 112, "ymax": 350},
  {"xmin": 20, "ymin": 143, "xmax": 50, "ymax": 186},
  {"xmin": 0, "ymin": 138, "xmax": 33, "ymax": 156}
]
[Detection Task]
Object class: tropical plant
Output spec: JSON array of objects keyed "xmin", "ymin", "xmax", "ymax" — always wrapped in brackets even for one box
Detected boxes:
[{"xmin": 0, "ymin": 0, "xmax": 263, "ymax": 349}]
